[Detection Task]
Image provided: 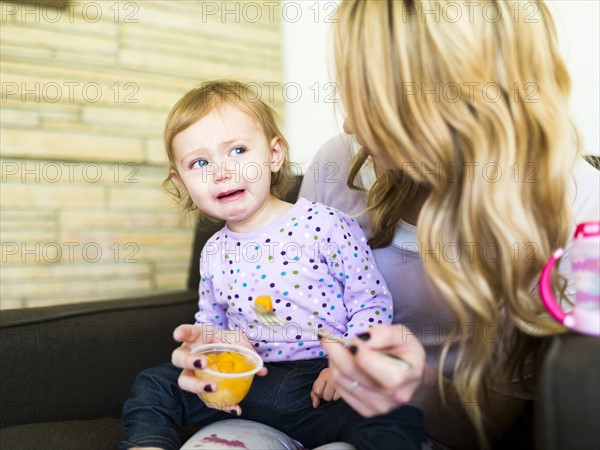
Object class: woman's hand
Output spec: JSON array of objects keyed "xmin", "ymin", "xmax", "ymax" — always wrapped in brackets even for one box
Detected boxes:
[
  {"xmin": 171, "ymin": 324, "xmax": 268, "ymax": 415},
  {"xmin": 320, "ymin": 324, "xmax": 427, "ymax": 417}
]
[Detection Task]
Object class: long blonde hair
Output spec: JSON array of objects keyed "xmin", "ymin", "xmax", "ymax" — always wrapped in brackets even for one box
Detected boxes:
[{"xmin": 335, "ymin": 0, "xmax": 579, "ymax": 445}]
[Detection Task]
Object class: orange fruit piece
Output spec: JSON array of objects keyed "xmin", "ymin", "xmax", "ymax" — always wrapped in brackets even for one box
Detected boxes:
[
  {"xmin": 204, "ymin": 351, "xmax": 255, "ymax": 373},
  {"xmin": 255, "ymin": 295, "xmax": 273, "ymax": 312}
]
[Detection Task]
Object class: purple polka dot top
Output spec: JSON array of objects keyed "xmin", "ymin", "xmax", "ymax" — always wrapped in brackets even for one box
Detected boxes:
[{"xmin": 194, "ymin": 198, "xmax": 393, "ymax": 362}]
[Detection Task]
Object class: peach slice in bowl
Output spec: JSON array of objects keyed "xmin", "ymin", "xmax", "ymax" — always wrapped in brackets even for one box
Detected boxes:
[{"xmin": 191, "ymin": 343, "xmax": 263, "ymax": 407}]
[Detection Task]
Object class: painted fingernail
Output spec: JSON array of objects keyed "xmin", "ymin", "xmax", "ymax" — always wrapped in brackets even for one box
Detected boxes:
[
  {"xmin": 204, "ymin": 385, "xmax": 213, "ymax": 392},
  {"xmin": 356, "ymin": 332, "xmax": 371, "ymax": 341},
  {"xmin": 194, "ymin": 359, "xmax": 204, "ymax": 369},
  {"xmin": 349, "ymin": 345, "xmax": 358, "ymax": 355},
  {"xmin": 229, "ymin": 409, "xmax": 239, "ymax": 416}
]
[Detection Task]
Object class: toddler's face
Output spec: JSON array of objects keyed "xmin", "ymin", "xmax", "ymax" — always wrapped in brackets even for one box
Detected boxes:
[{"xmin": 172, "ymin": 103, "xmax": 283, "ymax": 231}]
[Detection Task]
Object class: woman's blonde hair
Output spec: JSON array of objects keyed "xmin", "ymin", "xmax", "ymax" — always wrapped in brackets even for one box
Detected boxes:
[
  {"xmin": 335, "ymin": 0, "xmax": 579, "ymax": 445},
  {"xmin": 163, "ymin": 80, "xmax": 293, "ymax": 220}
]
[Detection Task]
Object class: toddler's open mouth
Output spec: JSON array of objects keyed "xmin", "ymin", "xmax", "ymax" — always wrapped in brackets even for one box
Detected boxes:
[{"xmin": 217, "ymin": 189, "xmax": 245, "ymax": 200}]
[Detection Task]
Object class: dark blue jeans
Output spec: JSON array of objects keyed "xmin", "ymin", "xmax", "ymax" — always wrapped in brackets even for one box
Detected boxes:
[{"xmin": 121, "ymin": 360, "xmax": 423, "ymax": 450}]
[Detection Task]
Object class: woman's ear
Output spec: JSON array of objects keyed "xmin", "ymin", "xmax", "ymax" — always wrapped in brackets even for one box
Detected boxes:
[{"xmin": 270, "ymin": 137, "xmax": 286, "ymax": 173}]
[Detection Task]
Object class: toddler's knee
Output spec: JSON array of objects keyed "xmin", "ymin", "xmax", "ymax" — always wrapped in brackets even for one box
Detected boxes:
[{"xmin": 131, "ymin": 363, "xmax": 179, "ymax": 393}]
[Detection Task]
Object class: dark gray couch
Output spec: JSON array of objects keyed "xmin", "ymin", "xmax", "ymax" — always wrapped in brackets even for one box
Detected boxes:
[{"xmin": 1, "ymin": 177, "xmax": 599, "ymax": 450}]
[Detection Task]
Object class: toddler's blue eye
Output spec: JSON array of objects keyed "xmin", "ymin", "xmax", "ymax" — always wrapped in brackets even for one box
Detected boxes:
[
  {"xmin": 231, "ymin": 147, "xmax": 246, "ymax": 156},
  {"xmin": 191, "ymin": 159, "xmax": 208, "ymax": 169}
]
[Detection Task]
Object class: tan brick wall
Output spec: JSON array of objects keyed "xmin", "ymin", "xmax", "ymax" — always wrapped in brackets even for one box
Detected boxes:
[{"xmin": 1, "ymin": 1, "xmax": 285, "ymax": 309}]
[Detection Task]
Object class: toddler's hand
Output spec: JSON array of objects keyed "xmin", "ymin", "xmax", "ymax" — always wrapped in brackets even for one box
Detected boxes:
[
  {"xmin": 310, "ymin": 367, "xmax": 340, "ymax": 408},
  {"xmin": 171, "ymin": 323, "xmax": 268, "ymax": 416}
]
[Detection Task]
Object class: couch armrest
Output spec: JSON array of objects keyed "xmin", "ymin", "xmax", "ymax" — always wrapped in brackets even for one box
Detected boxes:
[
  {"xmin": 0, "ymin": 291, "xmax": 198, "ymax": 428},
  {"xmin": 535, "ymin": 334, "xmax": 600, "ymax": 450}
]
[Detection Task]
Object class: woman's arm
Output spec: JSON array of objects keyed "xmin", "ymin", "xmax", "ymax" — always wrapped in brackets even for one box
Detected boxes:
[{"xmin": 322, "ymin": 324, "xmax": 526, "ymax": 449}]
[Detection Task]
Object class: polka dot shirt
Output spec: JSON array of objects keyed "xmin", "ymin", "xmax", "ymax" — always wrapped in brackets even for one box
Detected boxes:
[{"xmin": 194, "ymin": 198, "xmax": 393, "ymax": 362}]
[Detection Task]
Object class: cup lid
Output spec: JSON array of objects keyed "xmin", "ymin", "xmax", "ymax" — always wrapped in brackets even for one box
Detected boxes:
[
  {"xmin": 574, "ymin": 221, "xmax": 600, "ymax": 238},
  {"xmin": 190, "ymin": 343, "xmax": 263, "ymax": 377}
]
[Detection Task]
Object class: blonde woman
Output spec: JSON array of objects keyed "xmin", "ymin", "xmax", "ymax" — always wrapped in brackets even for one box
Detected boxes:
[{"xmin": 306, "ymin": 1, "xmax": 600, "ymax": 448}]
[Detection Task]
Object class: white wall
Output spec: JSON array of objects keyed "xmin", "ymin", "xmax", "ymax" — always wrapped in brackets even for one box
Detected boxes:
[
  {"xmin": 280, "ymin": 1, "xmax": 343, "ymax": 170},
  {"xmin": 282, "ymin": 0, "xmax": 600, "ymax": 171},
  {"xmin": 549, "ymin": 1, "xmax": 599, "ymax": 156}
]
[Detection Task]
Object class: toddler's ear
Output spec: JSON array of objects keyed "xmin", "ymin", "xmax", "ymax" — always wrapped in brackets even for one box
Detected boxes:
[
  {"xmin": 269, "ymin": 137, "xmax": 286, "ymax": 173},
  {"xmin": 170, "ymin": 169, "xmax": 184, "ymax": 188}
]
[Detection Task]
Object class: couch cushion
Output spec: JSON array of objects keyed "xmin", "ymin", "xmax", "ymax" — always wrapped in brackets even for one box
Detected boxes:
[
  {"xmin": 0, "ymin": 418, "xmax": 125, "ymax": 450},
  {"xmin": 1, "ymin": 292, "xmax": 197, "ymax": 427},
  {"xmin": 536, "ymin": 334, "xmax": 600, "ymax": 450}
]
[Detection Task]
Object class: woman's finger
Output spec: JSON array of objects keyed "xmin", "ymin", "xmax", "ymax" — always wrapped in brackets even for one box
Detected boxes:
[
  {"xmin": 319, "ymin": 339, "xmax": 359, "ymax": 379},
  {"xmin": 320, "ymin": 339, "xmax": 380, "ymax": 389},
  {"xmin": 352, "ymin": 343, "xmax": 421, "ymax": 392},
  {"xmin": 350, "ymin": 324, "xmax": 410, "ymax": 348},
  {"xmin": 329, "ymin": 366, "xmax": 401, "ymax": 417}
]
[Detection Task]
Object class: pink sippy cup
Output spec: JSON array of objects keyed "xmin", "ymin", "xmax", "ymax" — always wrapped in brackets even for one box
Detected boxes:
[{"xmin": 539, "ymin": 221, "xmax": 600, "ymax": 336}]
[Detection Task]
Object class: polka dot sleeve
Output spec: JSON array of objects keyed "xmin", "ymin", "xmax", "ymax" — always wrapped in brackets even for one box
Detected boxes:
[{"xmin": 318, "ymin": 207, "xmax": 393, "ymax": 337}]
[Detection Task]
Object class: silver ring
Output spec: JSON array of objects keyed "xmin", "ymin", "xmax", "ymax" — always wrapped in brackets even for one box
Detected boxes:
[{"xmin": 347, "ymin": 379, "xmax": 360, "ymax": 393}]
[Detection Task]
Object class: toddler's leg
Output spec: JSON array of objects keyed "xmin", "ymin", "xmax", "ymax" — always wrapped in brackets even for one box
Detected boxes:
[
  {"xmin": 120, "ymin": 362, "xmax": 231, "ymax": 450},
  {"xmin": 340, "ymin": 404, "xmax": 424, "ymax": 450},
  {"xmin": 289, "ymin": 400, "xmax": 423, "ymax": 450}
]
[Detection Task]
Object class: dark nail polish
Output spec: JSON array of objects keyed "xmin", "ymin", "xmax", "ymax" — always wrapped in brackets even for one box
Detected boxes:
[
  {"xmin": 349, "ymin": 345, "xmax": 358, "ymax": 355},
  {"xmin": 194, "ymin": 359, "xmax": 204, "ymax": 369},
  {"xmin": 229, "ymin": 409, "xmax": 239, "ymax": 416},
  {"xmin": 204, "ymin": 385, "xmax": 213, "ymax": 392},
  {"xmin": 356, "ymin": 332, "xmax": 371, "ymax": 341}
]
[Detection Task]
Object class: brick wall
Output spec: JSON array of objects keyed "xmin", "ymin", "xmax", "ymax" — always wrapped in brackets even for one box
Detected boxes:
[{"xmin": 0, "ymin": 1, "xmax": 285, "ymax": 309}]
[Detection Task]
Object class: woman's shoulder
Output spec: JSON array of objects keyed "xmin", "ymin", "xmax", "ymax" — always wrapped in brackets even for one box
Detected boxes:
[
  {"xmin": 299, "ymin": 135, "xmax": 370, "ymax": 230},
  {"xmin": 308, "ymin": 134, "xmax": 356, "ymax": 167}
]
